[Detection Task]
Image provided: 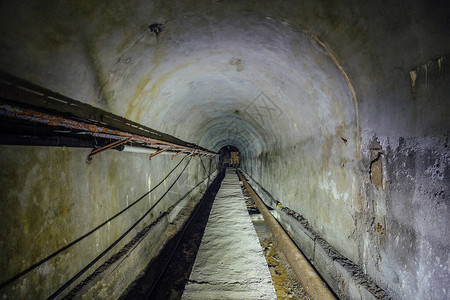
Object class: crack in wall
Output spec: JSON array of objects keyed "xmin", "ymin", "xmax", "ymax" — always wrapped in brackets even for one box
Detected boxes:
[{"xmin": 312, "ymin": 35, "xmax": 361, "ymax": 160}]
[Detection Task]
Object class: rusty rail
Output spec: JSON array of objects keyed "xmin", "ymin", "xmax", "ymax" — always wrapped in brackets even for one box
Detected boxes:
[
  {"xmin": 0, "ymin": 103, "xmax": 218, "ymax": 161},
  {"xmin": 237, "ymin": 169, "xmax": 336, "ymax": 300}
]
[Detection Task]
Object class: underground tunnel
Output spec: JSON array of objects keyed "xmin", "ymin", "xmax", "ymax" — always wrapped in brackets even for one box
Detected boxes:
[{"xmin": 0, "ymin": 1, "xmax": 449, "ymax": 299}]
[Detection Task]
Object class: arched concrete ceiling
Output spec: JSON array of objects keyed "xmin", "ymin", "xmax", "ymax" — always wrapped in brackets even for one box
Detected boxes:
[
  {"xmin": 103, "ymin": 10, "xmax": 357, "ymax": 159},
  {"xmin": 0, "ymin": 1, "xmax": 359, "ymax": 161}
]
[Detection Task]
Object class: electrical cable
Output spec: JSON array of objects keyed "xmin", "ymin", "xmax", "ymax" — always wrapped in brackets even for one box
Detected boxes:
[
  {"xmin": 46, "ymin": 156, "xmax": 193, "ymax": 300},
  {"xmin": 105, "ymin": 169, "xmax": 215, "ymax": 278},
  {"xmin": 0, "ymin": 155, "xmax": 187, "ymax": 290}
]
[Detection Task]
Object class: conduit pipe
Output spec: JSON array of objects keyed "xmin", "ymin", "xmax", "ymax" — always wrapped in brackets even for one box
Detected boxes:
[
  {"xmin": 122, "ymin": 145, "xmax": 174, "ymax": 155},
  {"xmin": 237, "ymin": 169, "xmax": 336, "ymax": 300}
]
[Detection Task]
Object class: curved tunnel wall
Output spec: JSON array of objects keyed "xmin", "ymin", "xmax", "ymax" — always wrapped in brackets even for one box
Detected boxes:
[{"xmin": 0, "ymin": 1, "xmax": 449, "ymax": 299}]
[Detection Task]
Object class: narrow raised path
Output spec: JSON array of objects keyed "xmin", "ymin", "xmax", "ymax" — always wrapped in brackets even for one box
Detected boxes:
[{"xmin": 182, "ymin": 168, "xmax": 276, "ymax": 300}]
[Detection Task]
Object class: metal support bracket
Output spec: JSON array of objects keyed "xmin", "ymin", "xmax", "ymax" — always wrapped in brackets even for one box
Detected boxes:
[
  {"xmin": 149, "ymin": 146, "xmax": 174, "ymax": 160},
  {"xmin": 171, "ymin": 149, "xmax": 189, "ymax": 159},
  {"xmin": 87, "ymin": 137, "xmax": 132, "ymax": 162}
]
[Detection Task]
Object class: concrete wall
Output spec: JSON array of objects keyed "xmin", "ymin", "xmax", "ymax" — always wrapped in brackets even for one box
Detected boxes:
[
  {"xmin": 0, "ymin": 2, "xmax": 219, "ymax": 298},
  {"xmin": 0, "ymin": 146, "xmax": 217, "ymax": 298},
  {"xmin": 0, "ymin": 0, "xmax": 449, "ymax": 299},
  {"xmin": 240, "ymin": 4, "xmax": 450, "ymax": 298}
]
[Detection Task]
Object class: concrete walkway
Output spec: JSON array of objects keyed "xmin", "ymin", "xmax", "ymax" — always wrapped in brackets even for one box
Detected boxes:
[{"xmin": 182, "ymin": 168, "xmax": 276, "ymax": 300}]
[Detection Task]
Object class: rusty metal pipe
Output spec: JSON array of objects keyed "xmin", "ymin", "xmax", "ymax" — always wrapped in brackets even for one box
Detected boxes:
[{"xmin": 237, "ymin": 169, "xmax": 336, "ymax": 300}]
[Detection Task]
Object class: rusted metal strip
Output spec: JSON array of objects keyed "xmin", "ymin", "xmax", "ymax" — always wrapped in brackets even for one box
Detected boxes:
[
  {"xmin": 0, "ymin": 103, "xmax": 218, "ymax": 160},
  {"xmin": 87, "ymin": 137, "xmax": 132, "ymax": 162},
  {"xmin": 0, "ymin": 72, "xmax": 199, "ymax": 149},
  {"xmin": 188, "ymin": 150, "xmax": 197, "ymax": 157},
  {"xmin": 171, "ymin": 149, "xmax": 189, "ymax": 159},
  {"xmin": 149, "ymin": 146, "xmax": 174, "ymax": 160}
]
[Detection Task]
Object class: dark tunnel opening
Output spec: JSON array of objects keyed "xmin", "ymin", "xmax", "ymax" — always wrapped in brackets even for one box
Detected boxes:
[{"xmin": 218, "ymin": 145, "xmax": 240, "ymax": 168}]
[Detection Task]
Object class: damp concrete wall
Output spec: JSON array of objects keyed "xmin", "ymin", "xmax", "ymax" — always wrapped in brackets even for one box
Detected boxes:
[
  {"xmin": 0, "ymin": 145, "xmax": 217, "ymax": 298},
  {"xmin": 0, "ymin": 0, "xmax": 449, "ymax": 299}
]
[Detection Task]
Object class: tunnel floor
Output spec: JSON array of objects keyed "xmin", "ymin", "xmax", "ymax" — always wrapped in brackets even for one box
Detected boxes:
[
  {"xmin": 182, "ymin": 168, "xmax": 276, "ymax": 299},
  {"xmin": 121, "ymin": 168, "xmax": 310, "ymax": 299}
]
